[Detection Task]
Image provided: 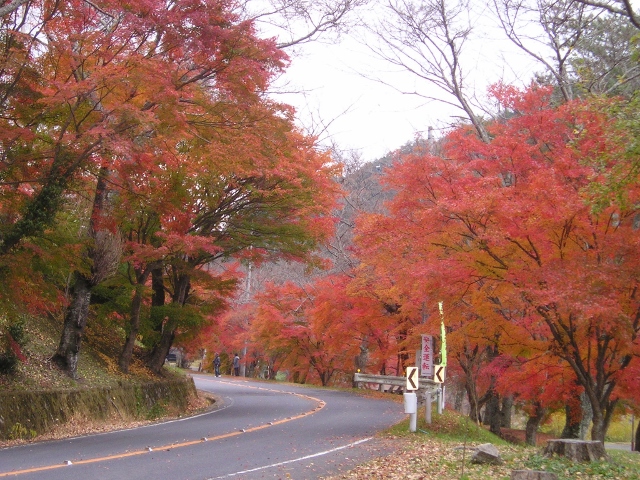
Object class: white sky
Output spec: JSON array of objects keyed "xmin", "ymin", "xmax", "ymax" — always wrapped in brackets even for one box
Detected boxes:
[{"xmin": 263, "ymin": 2, "xmax": 541, "ymax": 163}]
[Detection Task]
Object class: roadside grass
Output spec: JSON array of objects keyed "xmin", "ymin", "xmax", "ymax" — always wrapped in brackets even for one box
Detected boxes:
[{"xmin": 326, "ymin": 409, "xmax": 640, "ymax": 480}]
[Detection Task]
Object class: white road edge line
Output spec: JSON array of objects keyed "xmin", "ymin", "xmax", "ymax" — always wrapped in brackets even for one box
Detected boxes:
[{"xmin": 210, "ymin": 437, "xmax": 373, "ymax": 479}]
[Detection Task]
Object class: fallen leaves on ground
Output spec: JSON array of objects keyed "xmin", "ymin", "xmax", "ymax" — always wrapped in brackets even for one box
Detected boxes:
[{"xmin": 323, "ymin": 436, "xmax": 532, "ymax": 480}]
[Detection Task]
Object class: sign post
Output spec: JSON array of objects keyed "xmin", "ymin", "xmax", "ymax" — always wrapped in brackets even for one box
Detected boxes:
[
  {"xmin": 436, "ymin": 301, "xmax": 447, "ymax": 414},
  {"xmin": 404, "ymin": 367, "xmax": 419, "ymax": 432}
]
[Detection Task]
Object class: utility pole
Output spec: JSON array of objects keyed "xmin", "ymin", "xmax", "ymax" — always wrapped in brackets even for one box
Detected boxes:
[{"xmin": 240, "ymin": 263, "xmax": 252, "ymax": 377}]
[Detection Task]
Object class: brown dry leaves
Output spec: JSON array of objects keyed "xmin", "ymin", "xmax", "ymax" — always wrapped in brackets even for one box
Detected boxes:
[{"xmin": 324, "ymin": 436, "xmax": 528, "ymax": 480}]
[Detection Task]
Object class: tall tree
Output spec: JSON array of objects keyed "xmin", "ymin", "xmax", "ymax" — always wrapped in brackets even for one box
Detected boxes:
[
  {"xmin": 141, "ymin": 103, "xmax": 339, "ymax": 373},
  {"xmin": 570, "ymin": 13, "xmax": 640, "ymax": 97},
  {"xmin": 0, "ymin": 0, "xmax": 341, "ymax": 377},
  {"xmin": 251, "ymin": 275, "xmax": 363, "ymax": 386}
]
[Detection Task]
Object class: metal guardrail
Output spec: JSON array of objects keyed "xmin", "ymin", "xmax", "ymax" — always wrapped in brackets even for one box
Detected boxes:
[
  {"xmin": 354, "ymin": 372, "xmax": 405, "ymax": 387},
  {"xmin": 353, "ymin": 372, "xmax": 439, "ymax": 395}
]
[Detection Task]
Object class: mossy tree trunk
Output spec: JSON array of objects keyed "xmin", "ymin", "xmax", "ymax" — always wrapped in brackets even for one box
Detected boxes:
[
  {"xmin": 119, "ymin": 285, "xmax": 144, "ymax": 373},
  {"xmin": 147, "ymin": 272, "xmax": 190, "ymax": 374},
  {"xmin": 52, "ymin": 273, "xmax": 92, "ymax": 377},
  {"xmin": 147, "ymin": 322, "xmax": 177, "ymax": 373},
  {"xmin": 119, "ymin": 264, "xmax": 154, "ymax": 373},
  {"xmin": 53, "ymin": 168, "xmax": 118, "ymax": 379}
]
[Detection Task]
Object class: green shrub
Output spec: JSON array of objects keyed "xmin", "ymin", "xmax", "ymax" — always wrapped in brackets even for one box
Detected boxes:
[
  {"xmin": 0, "ymin": 350, "xmax": 18, "ymax": 374},
  {"xmin": 8, "ymin": 422, "xmax": 37, "ymax": 441},
  {"xmin": 0, "ymin": 320, "xmax": 27, "ymax": 374},
  {"xmin": 8, "ymin": 319, "xmax": 27, "ymax": 346},
  {"xmin": 146, "ymin": 402, "xmax": 167, "ymax": 420}
]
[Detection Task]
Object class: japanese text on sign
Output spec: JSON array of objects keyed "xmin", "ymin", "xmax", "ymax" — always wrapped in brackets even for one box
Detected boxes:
[{"xmin": 421, "ymin": 335, "xmax": 433, "ymax": 377}]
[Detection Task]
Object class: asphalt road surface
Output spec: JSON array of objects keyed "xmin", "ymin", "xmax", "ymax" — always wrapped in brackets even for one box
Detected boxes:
[{"xmin": 0, "ymin": 375, "xmax": 406, "ymax": 479}]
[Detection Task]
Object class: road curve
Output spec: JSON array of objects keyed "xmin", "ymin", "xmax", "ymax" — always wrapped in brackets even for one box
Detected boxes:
[{"xmin": 0, "ymin": 375, "xmax": 406, "ymax": 479}]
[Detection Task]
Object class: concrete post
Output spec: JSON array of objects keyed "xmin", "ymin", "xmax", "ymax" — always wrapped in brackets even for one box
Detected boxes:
[{"xmin": 403, "ymin": 392, "xmax": 417, "ymax": 432}]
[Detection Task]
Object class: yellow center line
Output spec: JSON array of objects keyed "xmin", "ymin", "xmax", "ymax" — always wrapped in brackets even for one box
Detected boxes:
[{"xmin": 0, "ymin": 380, "xmax": 325, "ymax": 477}]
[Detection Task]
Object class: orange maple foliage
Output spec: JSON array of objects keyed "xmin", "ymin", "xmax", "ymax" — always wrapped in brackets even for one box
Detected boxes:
[
  {"xmin": 353, "ymin": 84, "xmax": 640, "ymax": 441},
  {"xmin": 0, "ymin": 0, "xmax": 340, "ymax": 377}
]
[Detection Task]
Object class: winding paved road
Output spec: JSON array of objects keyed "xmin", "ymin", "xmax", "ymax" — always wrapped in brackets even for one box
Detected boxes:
[{"xmin": 0, "ymin": 375, "xmax": 406, "ymax": 479}]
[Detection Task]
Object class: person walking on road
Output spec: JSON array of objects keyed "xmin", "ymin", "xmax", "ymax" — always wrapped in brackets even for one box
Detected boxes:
[
  {"xmin": 213, "ymin": 353, "xmax": 221, "ymax": 377},
  {"xmin": 233, "ymin": 353, "xmax": 240, "ymax": 377}
]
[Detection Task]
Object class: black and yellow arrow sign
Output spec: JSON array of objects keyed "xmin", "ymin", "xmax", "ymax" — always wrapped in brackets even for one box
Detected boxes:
[
  {"xmin": 406, "ymin": 366, "xmax": 419, "ymax": 390},
  {"xmin": 434, "ymin": 365, "xmax": 445, "ymax": 383}
]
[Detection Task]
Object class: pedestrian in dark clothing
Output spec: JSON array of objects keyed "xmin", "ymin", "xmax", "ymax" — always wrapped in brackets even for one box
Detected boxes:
[
  {"xmin": 213, "ymin": 353, "xmax": 221, "ymax": 377},
  {"xmin": 233, "ymin": 353, "xmax": 240, "ymax": 377}
]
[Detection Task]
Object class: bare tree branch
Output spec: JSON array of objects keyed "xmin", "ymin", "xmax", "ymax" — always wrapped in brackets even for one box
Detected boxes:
[
  {"xmin": 0, "ymin": 0, "xmax": 29, "ymax": 17},
  {"xmin": 493, "ymin": 0, "xmax": 596, "ymax": 102},
  {"xmin": 241, "ymin": 0, "xmax": 370, "ymax": 49},
  {"xmin": 574, "ymin": 0, "xmax": 640, "ymax": 28},
  {"xmin": 366, "ymin": 0, "xmax": 491, "ymax": 142}
]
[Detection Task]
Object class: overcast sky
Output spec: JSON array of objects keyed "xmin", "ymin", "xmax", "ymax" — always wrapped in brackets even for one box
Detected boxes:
[{"xmin": 262, "ymin": 2, "xmax": 541, "ymax": 164}]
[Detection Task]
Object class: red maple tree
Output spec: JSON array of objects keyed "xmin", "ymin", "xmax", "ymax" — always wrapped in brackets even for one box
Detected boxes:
[{"xmin": 353, "ymin": 84, "xmax": 640, "ymax": 441}]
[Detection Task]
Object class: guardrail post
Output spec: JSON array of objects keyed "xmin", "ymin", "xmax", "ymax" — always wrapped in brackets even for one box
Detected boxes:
[{"xmin": 425, "ymin": 390, "xmax": 432, "ymax": 424}]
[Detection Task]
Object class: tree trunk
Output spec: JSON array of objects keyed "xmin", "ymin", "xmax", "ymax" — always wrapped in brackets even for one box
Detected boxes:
[
  {"xmin": 147, "ymin": 322, "xmax": 175, "ymax": 374},
  {"xmin": 151, "ymin": 266, "xmax": 165, "ymax": 306},
  {"xmin": 485, "ymin": 389, "xmax": 502, "ymax": 436},
  {"xmin": 501, "ymin": 395, "xmax": 513, "ymax": 428},
  {"xmin": 454, "ymin": 385, "xmax": 464, "ymax": 412},
  {"xmin": 465, "ymin": 378, "xmax": 482, "ymax": 423},
  {"xmin": 119, "ymin": 285, "xmax": 143, "ymax": 373},
  {"xmin": 579, "ymin": 392, "xmax": 593, "ymax": 440},
  {"xmin": 635, "ymin": 420, "xmax": 640, "ymax": 452},
  {"xmin": 561, "ymin": 402, "xmax": 582, "ymax": 439},
  {"xmin": 525, "ymin": 402, "xmax": 547, "ymax": 446},
  {"xmin": 119, "ymin": 265, "xmax": 154, "ymax": 373},
  {"xmin": 52, "ymin": 166, "xmax": 115, "ymax": 378},
  {"xmin": 534, "ymin": 306, "xmax": 633, "ymax": 447},
  {"xmin": 590, "ymin": 410, "xmax": 606, "ymax": 443},
  {"xmin": 146, "ymin": 266, "xmax": 166, "ymax": 365},
  {"xmin": 52, "ymin": 273, "xmax": 92, "ymax": 378},
  {"xmin": 147, "ymin": 272, "xmax": 189, "ymax": 374},
  {"xmin": 0, "ymin": 165, "xmax": 68, "ymax": 255}
]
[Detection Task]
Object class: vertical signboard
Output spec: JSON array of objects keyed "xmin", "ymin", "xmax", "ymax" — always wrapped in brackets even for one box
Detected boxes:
[{"xmin": 420, "ymin": 334, "xmax": 434, "ymax": 377}]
